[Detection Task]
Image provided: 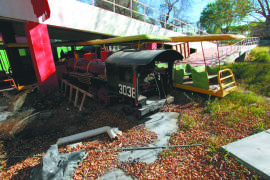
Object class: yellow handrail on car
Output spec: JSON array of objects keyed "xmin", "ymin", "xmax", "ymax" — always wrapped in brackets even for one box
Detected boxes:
[{"xmin": 217, "ymin": 69, "xmax": 237, "ymax": 96}]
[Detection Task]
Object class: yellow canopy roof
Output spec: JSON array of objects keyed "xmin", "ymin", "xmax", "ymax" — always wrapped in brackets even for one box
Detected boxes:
[
  {"xmin": 76, "ymin": 34, "xmax": 172, "ymax": 46},
  {"xmin": 6, "ymin": 34, "xmax": 247, "ymax": 48},
  {"xmin": 170, "ymin": 34, "xmax": 246, "ymax": 42}
]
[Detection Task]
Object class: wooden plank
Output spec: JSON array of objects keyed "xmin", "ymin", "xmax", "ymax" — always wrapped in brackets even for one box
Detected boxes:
[
  {"xmin": 74, "ymin": 88, "xmax": 79, "ymax": 107},
  {"xmin": 61, "ymin": 79, "xmax": 95, "ymax": 111},
  {"xmin": 69, "ymin": 85, "xmax": 73, "ymax": 102},
  {"xmin": 79, "ymin": 93, "xmax": 86, "ymax": 111}
]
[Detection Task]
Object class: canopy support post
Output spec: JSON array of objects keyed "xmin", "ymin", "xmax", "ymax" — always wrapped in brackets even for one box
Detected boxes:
[
  {"xmin": 201, "ymin": 41, "xmax": 208, "ymax": 73},
  {"xmin": 217, "ymin": 41, "xmax": 221, "ymax": 70}
]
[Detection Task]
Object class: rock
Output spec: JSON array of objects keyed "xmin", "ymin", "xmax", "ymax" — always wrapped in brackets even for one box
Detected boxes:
[
  {"xmin": 7, "ymin": 92, "xmax": 28, "ymax": 112},
  {"xmin": 10, "ymin": 112, "xmax": 40, "ymax": 139},
  {"xmin": 39, "ymin": 111, "xmax": 53, "ymax": 119}
]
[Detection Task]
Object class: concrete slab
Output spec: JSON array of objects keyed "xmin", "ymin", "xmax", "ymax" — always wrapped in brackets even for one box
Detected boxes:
[
  {"xmin": 98, "ymin": 168, "xmax": 137, "ymax": 180},
  {"xmin": 99, "ymin": 112, "xmax": 178, "ymax": 179},
  {"xmin": 118, "ymin": 112, "xmax": 179, "ymax": 164},
  {"xmin": 222, "ymin": 130, "xmax": 270, "ymax": 179}
]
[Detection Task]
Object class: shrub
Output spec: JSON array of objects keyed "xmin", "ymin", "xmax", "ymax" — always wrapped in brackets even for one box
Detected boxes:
[
  {"xmin": 253, "ymin": 51, "xmax": 270, "ymax": 63},
  {"xmin": 249, "ymin": 46, "xmax": 270, "ymax": 63},
  {"xmin": 223, "ymin": 63, "xmax": 270, "ymax": 96}
]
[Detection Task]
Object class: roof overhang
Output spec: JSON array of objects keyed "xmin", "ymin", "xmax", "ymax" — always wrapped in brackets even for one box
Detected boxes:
[
  {"xmin": 106, "ymin": 49, "xmax": 183, "ymax": 67},
  {"xmin": 170, "ymin": 34, "xmax": 246, "ymax": 42}
]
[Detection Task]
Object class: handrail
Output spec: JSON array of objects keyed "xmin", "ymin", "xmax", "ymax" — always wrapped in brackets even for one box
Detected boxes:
[
  {"xmin": 208, "ymin": 37, "xmax": 260, "ymax": 66},
  {"xmin": 79, "ymin": 0, "xmax": 206, "ymax": 35},
  {"xmin": 217, "ymin": 68, "xmax": 236, "ymax": 95},
  {"xmin": 219, "ymin": 37, "xmax": 260, "ymax": 59}
]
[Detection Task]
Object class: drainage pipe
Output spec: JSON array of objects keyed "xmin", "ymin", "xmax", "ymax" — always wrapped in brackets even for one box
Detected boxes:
[{"xmin": 56, "ymin": 126, "xmax": 117, "ymax": 145}]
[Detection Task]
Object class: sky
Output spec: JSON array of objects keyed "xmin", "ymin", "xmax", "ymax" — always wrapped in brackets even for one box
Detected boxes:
[
  {"xmin": 139, "ymin": 0, "xmax": 264, "ymax": 24},
  {"xmin": 140, "ymin": 0, "xmax": 216, "ymax": 24},
  {"xmin": 184, "ymin": 0, "xmax": 216, "ymax": 23},
  {"xmin": 79, "ymin": 0, "xmax": 216, "ymax": 24}
]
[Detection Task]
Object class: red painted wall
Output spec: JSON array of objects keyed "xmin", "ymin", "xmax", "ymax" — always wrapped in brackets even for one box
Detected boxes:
[{"xmin": 24, "ymin": 21, "xmax": 58, "ymax": 94}]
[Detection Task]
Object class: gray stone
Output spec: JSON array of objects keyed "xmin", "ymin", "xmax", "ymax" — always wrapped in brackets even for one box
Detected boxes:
[
  {"xmin": 118, "ymin": 112, "xmax": 179, "ymax": 164},
  {"xmin": 98, "ymin": 168, "xmax": 136, "ymax": 180},
  {"xmin": 222, "ymin": 130, "xmax": 270, "ymax": 179}
]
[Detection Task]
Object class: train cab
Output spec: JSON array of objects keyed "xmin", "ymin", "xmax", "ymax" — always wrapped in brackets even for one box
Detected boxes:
[{"xmin": 105, "ymin": 49, "xmax": 183, "ymax": 118}]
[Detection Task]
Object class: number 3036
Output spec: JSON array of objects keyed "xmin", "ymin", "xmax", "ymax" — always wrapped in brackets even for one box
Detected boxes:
[{"xmin": 119, "ymin": 84, "xmax": 135, "ymax": 98}]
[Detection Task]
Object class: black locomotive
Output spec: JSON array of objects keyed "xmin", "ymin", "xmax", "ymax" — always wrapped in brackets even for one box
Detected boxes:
[{"xmin": 63, "ymin": 49, "xmax": 183, "ymax": 119}]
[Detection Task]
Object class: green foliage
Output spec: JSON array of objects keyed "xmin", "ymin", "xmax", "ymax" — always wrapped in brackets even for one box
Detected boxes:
[
  {"xmin": 199, "ymin": 0, "xmax": 252, "ymax": 34},
  {"xmin": 253, "ymin": 52, "xmax": 270, "ymax": 63},
  {"xmin": 250, "ymin": 46, "xmax": 270, "ymax": 56},
  {"xmin": 250, "ymin": 47, "xmax": 270, "ymax": 63},
  {"xmin": 204, "ymin": 92, "xmax": 267, "ymax": 117},
  {"xmin": 223, "ymin": 60, "xmax": 270, "ymax": 96},
  {"xmin": 199, "ymin": 3, "xmax": 221, "ymax": 33},
  {"xmin": 252, "ymin": 122, "xmax": 265, "ymax": 133},
  {"xmin": 179, "ymin": 113, "xmax": 198, "ymax": 130},
  {"xmin": 160, "ymin": 148, "xmax": 176, "ymax": 157},
  {"xmin": 230, "ymin": 24, "xmax": 249, "ymax": 34}
]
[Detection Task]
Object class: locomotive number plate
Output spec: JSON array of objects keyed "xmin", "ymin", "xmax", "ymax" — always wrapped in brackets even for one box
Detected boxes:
[{"xmin": 119, "ymin": 84, "xmax": 135, "ymax": 98}]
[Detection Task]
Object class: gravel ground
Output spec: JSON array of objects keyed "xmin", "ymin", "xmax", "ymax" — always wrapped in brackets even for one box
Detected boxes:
[{"xmin": 0, "ymin": 89, "xmax": 268, "ymax": 179}]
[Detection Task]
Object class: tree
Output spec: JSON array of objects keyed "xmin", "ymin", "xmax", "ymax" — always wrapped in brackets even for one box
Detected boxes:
[
  {"xmin": 199, "ymin": 3, "xmax": 221, "ymax": 33},
  {"xmin": 251, "ymin": 0, "xmax": 270, "ymax": 25},
  {"xmin": 158, "ymin": 0, "xmax": 192, "ymax": 29},
  {"xmin": 199, "ymin": 0, "xmax": 252, "ymax": 34},
  {"xmin": 246, "ymin": 0, "xmax": 270, "ymax": 38}
]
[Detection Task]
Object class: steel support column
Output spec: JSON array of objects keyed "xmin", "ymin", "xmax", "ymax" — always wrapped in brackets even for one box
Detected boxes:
[{"xmin": 24, "ymin": 21, "xmax": 58, "ymax": 94}]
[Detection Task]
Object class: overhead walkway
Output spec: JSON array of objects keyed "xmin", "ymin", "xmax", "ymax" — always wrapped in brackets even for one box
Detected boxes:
[{"xmin": 0, "ymin": 0, "xmax": 193, "ymax": 42}]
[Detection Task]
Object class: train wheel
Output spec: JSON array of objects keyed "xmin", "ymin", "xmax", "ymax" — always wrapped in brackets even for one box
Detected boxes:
[
  {"xmin": 121, "ymin": 106, "xmax": 131, "ymax": 115},
  {"xmin": 88, "ymin": 86, "xmax": 97, "ymax": 97},
  {"xmin": 97, "ymin": 88, "xmax": 108, "ymax": 106},
  {"xmin": 133, "ymin": 110, "xmax": 141, "ymax": 121}
]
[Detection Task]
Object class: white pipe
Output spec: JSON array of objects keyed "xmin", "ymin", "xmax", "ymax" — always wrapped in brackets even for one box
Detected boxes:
[{"xmin": 56, "ymin": 126, "xmax": 117, "ymax": 145}]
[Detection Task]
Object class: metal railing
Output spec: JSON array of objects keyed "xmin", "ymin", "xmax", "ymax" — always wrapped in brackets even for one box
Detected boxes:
[
  {"xmin": 219, "ymin": 37, "xmax": 260, "ymax": 59},
  {"xmin": 207, "ymin": 37, "xmax": 260, "ymax": 65},
  {"xmin": 78, "ymin": 0, "xmax": 206, "ymax": 35}
]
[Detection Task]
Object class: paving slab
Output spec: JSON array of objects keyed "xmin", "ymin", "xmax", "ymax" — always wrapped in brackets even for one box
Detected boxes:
[
  {"xmin": 222, "ymin": 130, "xmax": 270, "ymax": 179},
  {"xmin": 98, "ymin": 168, "xmax": 136, "ymax": 180},
  {"xmin": 98, "ymin": 112, "xmax": 179, "ymax": 180},
  {"xmin": 118, "ymin": 112, "xmax": 179, "ymax": 164}
]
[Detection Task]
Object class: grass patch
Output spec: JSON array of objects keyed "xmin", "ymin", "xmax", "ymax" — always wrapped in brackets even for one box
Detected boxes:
[
  {"xmin": 160, "ymin": 148, "xmax": 176, "ymax": 157},
  {"xmin": 204, "ymin": 92, "xmax": 268, "ymax": 122},
  {"xmin": 178, "ymin": 113, "xmax": 199, "ymax": 130},
  {"xmin": 249, "ymin": 46, "xmax": 270, "ymax": 63},
  {"xmin": 222, "ymin": 63, "xmax": 270, "ymax": 96},
  {"xmin": 252, "ymin": 122, "xmax": 265, "ymax": 133},
  {"xmin": 221, "ymin": 46, "xmax": 270, "ymax": 96}
]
